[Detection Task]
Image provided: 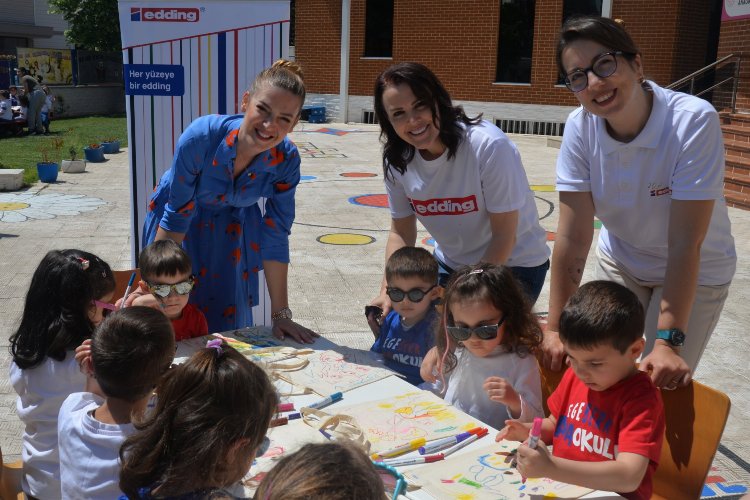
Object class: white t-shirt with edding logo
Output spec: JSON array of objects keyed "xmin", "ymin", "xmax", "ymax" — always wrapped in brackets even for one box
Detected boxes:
[
  {"xmin": 385, "ymin": 120, "xmax": 550, "ymax": 270},
  {"xmin": 556, "ymin": 81, "xmax": 736, "ymax": 285}
]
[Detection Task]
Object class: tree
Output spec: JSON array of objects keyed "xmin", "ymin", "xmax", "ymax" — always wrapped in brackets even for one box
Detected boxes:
[{"xmin": 49, "ymin": 0, "xmax": 122, "ymax": 52}]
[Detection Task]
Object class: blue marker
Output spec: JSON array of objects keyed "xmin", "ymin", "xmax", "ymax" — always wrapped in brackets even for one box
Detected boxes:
[
  {"xmin": 418, "ymin": 428, "xmax": 482, "ymax": 455},
  {"xmin": 119, "ymin": 272, "xmax": 137, "ymax": 310},
  {"xmin": 304, "ymin": 392, "xmax": 343, "ymax": 410}
]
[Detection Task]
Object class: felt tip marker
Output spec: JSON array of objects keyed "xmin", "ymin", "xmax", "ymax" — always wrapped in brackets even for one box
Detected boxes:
[
  {"xmin": 380, "ymin": 453, "xmax": 444, "ymax": 467},
  {"xmin": 287, "ymin": 412, "xmax": 302, "ymax": 420},
  {"xmin": 319, "ymin": 429, "xmax": 334, "ymax": 440},
  {"xmin": 442, "ymin": 428, "xmax": 489, "ymax": 457},
  {"xmin": 522, "ymin": 417, "xmax": 543, "ymax": 484},
  {"xmin": 277, "ymin": 402, "xmax": 295, "ymax": 412},
  {"xmin": 371, "ymin": 438, "xmax": 427, "ymax": 460},
  {"xmin": 303, "ymin": 392, "xmax": 343, "ymax": 410},
  {"xmin": 119, "ymin": 272, "xmax": 137, "ymax": 310},
  {"xmin": 418, "ymin": 427, "xmax": 485, "ymax": 455},
  {"xmin": 269, "ymin": 416, "xmax": 288, "ymax": 427}
]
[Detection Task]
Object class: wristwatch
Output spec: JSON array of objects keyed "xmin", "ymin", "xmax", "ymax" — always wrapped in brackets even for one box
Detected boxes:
[
  {"xmin": 656, "ymin": 328, "xmax": 685, "ymax": 347},
  {"xmin": 271, "ymin": 307, "xmax": 293, "ymax": 322}
]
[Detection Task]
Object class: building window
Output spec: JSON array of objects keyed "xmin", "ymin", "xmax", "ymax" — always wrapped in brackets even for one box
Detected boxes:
[
  {"xmin": 364, "ymin": 0, "xmax": 394, "ymax": 58},
  {"xmin": 495, "ymin": 0, "xmax": 536, "ymax": 83}
]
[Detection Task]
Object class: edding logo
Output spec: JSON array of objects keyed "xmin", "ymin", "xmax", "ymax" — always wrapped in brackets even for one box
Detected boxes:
[
  {"xmin": 409, "ymin": 195, "xmax": 478, "ymax": 216},
  {"xmin": 130, "ymin": 7, "xmax": 200, "ymax": 22}
]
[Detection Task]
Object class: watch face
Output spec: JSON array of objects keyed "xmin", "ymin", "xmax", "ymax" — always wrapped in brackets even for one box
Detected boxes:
[{"xmin": 671, "ymin": 329, "xmax": 686, "ymax": 346}]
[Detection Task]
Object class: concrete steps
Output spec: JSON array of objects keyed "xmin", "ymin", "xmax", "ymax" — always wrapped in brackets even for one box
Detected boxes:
[{"xmin": 721, "ymin": 112, "xmax": 750, "ymax": 209}]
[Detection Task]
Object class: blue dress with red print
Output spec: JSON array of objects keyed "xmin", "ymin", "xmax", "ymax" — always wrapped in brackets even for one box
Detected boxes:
[{"xmin": 143, "ymin": 114, "xmax": 300, "ymax": 332}]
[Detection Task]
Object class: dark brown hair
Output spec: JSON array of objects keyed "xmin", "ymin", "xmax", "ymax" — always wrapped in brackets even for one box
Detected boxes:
[
  {"xmin": 139, "ymin": 239, "xmax": 192, "ymax": 282},
  {"xmin": 373, "ymin": 62, "xmax": 481, "ymax": 179},
  {"xmin": 559, "ymin": 280, "xmax": 644, "ymax": 353},
  {"xmin": 91, "ymin": 307, "xmax": 175, "ymax": 402},
  {"xmin": 10, "ymin": 250, "xmax": 115, "ymax": 369},
  {"xmin": 556, "ymin": 16, "xmax": 640, "ymax": 78},
  {"xmin": 119, "ymin": 346, "xmax": 278, "ymax": 498},
  {"xmin": 253, "ymin": 441, "xmax": 386, "ymax": 500},
  {"xmin": 437, "ymin": 263, "xmax": 542, "ymax": 374},
  {"xmin": 385, "ymin": 246, "xmax": 439, "ymax": 285}
]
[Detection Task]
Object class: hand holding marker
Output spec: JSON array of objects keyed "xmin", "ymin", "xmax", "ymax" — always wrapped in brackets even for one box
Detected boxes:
[
  {"xmin": 521, "ymin": 417, "xmax": 543, "ymax": 483},
  {"xmin": 119, "ymin": 272, "xmax": 137, "ymax": 310}
]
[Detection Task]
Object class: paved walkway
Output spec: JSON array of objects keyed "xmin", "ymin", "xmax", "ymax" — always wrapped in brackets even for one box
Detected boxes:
[{"xmin": 0, "ymin": 123, "xmax": 748, "ymax": 490}]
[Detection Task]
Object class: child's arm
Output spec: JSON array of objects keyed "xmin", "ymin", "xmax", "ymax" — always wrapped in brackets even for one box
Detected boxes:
[
  {"xmin": 517, "ymin": 444, "xmax": 650, "ymax": 494},
  {"xmin": 496, "ymin": 415, "xmax": 557, "ymax": 443},
  {"xmin": 483, "ymin": 376, "xmax": 522, "ymax": 417},
  {"xmin": 420, "ymin": 346, "xmax": 440, "ymax": 382}
]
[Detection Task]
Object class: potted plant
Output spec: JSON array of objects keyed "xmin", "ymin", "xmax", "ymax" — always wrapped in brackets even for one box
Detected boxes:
[
  {"xmin": 101, "ymin": 137, "xmax": 120, "ymax": 154},
  {"xmin": 37, "ymin": 137, "xmax": 63, "ymax": 183},
  {"xmin": 61, "ymin": 146, "xmax": 87, "ymax": 173},
  {"xmin": 84, "ymin": 143, "xmax": 105, "ymax": 163}
]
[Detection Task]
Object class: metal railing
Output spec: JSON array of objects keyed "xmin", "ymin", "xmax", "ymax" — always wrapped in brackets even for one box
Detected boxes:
[{"xmin": 666, "ymin": 54, "xmax": 741, "ymax": 113}]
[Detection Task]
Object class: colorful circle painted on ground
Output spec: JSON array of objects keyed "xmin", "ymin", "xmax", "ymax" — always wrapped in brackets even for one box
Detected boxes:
[
  {"xmin": 340, "ymin": 172, "xmax": 377, "ymax": 178},
  {"xmin": 421, "ymin": 237, "xmax": 435, "ymax": 247},
  {"xmin": 349, "ymin": 194, "xmax": 389, "ymax": 208},
  {"xmin": 530, "ymin": 184, "xmax": 556, "ymax": 192},
  {"xmin": 317, "ymin": 233, "xmax": 375, "ymax": 245},
  {"xmin": 0, "ymin": 193, "xmax": 106, "ymax": 223}
]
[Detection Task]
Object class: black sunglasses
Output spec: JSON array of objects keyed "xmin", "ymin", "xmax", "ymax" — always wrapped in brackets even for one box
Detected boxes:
[
  {"xmin": 386, "ymin": 284, "xmax": 437, "ymax": 303},
  {"xmin": 446, "ymin": 316, "xmax": 506, "ymax": 342},
  {"xmin": 564, "ymin": 51, "xmax": 629, "ymax": 93}
]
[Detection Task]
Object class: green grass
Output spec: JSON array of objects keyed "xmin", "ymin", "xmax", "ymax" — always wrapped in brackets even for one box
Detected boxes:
[{"xmin": 0, "ymin": 116, "xmax": 128, "ymax": 184}]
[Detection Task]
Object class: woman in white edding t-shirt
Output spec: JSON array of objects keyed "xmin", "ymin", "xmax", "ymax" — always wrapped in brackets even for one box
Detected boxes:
[
  {"xmin": 543, "ymin": 16, "xmax": 736, "ymax": 389},
  {"xmin": 368, "ymin": 62, "xmax": 550, "ymax": 325}
]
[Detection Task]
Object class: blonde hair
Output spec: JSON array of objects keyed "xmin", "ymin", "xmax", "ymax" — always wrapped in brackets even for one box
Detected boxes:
[{"xmin": 249, "ymin": 59, "xmax": 306, "ymax": 109}]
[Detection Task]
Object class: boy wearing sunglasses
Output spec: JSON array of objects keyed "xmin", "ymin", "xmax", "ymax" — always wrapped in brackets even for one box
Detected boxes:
[
  {"xmin": 369, "ymin": 247, "xmax": 440, "ymax": 386},
  {"xmin": 135, "ymin": 240, "xmax": 208, "ymax": 340}
]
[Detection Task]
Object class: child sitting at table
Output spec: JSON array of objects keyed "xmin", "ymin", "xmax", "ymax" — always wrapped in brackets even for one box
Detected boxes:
[
  {"xmin": 253, "ymin": 441, "xmax": 387, "ymax": 499},
  {"xmin": 118, "ymin": 341, "xmax": 278, "ymax": 499},
  {"xmin": 497, "ymin": 281, "xmax": 665, "ymax": 500},
  {"xmin": 9, "ymin": 250, "xmax": 115, "ymax": 499},
  {"xmin": 135, "ymin": 239, "xmax": 208, "ymax": 340},
  {"xmin": 428, "ymin": 263, "xmax": 544, "ymax": 429},
  {"xmin": 58, "ymin": 307, "xmax": 174, "ymax": 500},
  {"xmin": 368, "ymin": 246, "xmax": 441, "ymax": 386}
]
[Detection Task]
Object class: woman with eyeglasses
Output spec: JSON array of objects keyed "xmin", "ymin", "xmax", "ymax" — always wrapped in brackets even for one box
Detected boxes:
[
  {"xmin": 368, "ymin": 62, "xmax": 550, "ymax": 330},
  {"xmin": 543, "ymin": 16, "xmax": 736, "ymax": 390},
  {"xmin": 428, "ymin": 263, "xmax": 544, "ymax": 431}
]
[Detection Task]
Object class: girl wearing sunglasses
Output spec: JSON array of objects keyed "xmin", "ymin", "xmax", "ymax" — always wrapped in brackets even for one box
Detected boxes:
[
  {"xmin": 546, "ymin": 16, "xmax": 735, "ymax": 390},
  {"xmin": 9, "ymin": 250, "xmax": 115, "ymax": 499},
  {"xmin": 431, "ymin": 264, "xmax": 544, "ymax": 430}
]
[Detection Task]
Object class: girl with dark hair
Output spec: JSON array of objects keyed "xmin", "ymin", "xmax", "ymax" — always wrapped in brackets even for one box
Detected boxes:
[
  {"xmin": 118, "ymin": 343, "xmax": 278, "ymax": 499},
  {"xmin": 544, "ymin": 16, "xmax": 736, "ymax": 390},
  {"xmin": 427, "ymin": 263, "xmax": 544, "ymax": 430},
  {"xmin": 368, "ymin": 62, "xmax": 550, "ymax": 329},
  {"xmin": 9, "ymin": 249, "xmax": 115, "ymax": 499}
]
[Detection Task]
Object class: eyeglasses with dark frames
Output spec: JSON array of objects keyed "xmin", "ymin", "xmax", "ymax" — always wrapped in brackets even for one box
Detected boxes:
[
  {"xmin": 563, "ymin": 51, "xmax": 630, "ymax": 93},
  {"xmin": 386, "ymin": 284, "xmax": 437, "ymax": 303},
  {"xmin": 146, "ymin": 275, "xmax": 195, "ymax": 298},
  {"xmin": 446, "ymin": 316, "xmax": 506, "ymax": 342}
]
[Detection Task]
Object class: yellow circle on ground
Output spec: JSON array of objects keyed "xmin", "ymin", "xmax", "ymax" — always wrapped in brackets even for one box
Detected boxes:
[
  {"xmin": 530, "ymin": 184, "xmax": 556, "ymax": 192},
  {"xmin": 317, "ymin": 233, "xmax": 375, "ymax": 245},
  {"xmin": 0, "ymin": 202, "xmax": 29, "ymax": 210}
]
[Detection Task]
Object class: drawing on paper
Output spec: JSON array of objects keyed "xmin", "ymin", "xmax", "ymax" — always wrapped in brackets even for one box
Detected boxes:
[
  {"xmin": 280, "ymin": 350, "xmax": 395, "ymax": 395},
  {"xmin": 405, "ymin": 442, "xmax": 594, "ymax": 499},
  {"xmin": 242, "ymin": 422, "xmax": 328, "ymax": 495},
  {"xmin": 335, "ymin": 391, "xmax": 479, "ymax": 453}
]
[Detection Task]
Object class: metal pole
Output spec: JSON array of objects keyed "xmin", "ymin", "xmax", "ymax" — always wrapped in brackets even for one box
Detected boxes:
[
  {"xmin": 339, "ymin": 0, "xmax": 351, "ymax": 123},
  {"xmin": 731, "ymin": 56, "xmax": 740, "ymax": 114}
]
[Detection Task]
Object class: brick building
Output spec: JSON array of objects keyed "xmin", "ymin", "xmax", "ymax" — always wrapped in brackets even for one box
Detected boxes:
[{"xmin": 294, "ymin": 0, "xmax": 749, "ymax": 128}]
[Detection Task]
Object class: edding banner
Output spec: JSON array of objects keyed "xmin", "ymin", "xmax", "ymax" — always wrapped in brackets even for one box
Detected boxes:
[{"xmin": 118, "ymin": 0, "xmax": 290, "ymax": 324}]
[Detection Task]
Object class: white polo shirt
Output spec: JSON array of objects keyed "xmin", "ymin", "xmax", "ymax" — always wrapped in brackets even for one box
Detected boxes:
[
  {"xmin": 556, "ymin": 81, "xmax": 736, "ymax": 285},
  {"xmin": 386, "ymin": 120, "xmax": 550, "ymax": 270}
]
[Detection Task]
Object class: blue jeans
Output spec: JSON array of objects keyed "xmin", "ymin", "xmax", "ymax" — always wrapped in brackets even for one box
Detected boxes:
[{"xmin": 436, "ymin": 257, "xmax": 549, "ymax": 305}]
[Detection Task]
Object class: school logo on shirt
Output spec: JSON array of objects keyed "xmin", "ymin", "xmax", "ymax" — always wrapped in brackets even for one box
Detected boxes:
[
  {"xmin": 555, "ymin": 401, "xmax": 615, "ymax": 459},
  {"xmin": 648, "ymin": 183, "xmax": 672, "ymax": 197},
  {"xmin": 408, "ymin": 195, "xmax": 478, "ymax": 216}
]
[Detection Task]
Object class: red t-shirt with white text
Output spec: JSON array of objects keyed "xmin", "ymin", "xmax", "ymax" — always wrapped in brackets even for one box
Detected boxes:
[
  {"xmin": 171, "ymin": 303, "xmax": 209, "ymax": 341},
  {"xmin": 547, "ymin": 368, "xmax": 664, "ymax": 500}
]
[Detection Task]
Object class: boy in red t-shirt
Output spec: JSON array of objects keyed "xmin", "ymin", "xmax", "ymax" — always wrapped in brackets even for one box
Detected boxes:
[
  {"xmin": 497, "ymin": 281, "xmax": 665, "ymax": 500},
  {"xmin": 135, "ymin": 240, "xmax": 208, "ymax": 340}
]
